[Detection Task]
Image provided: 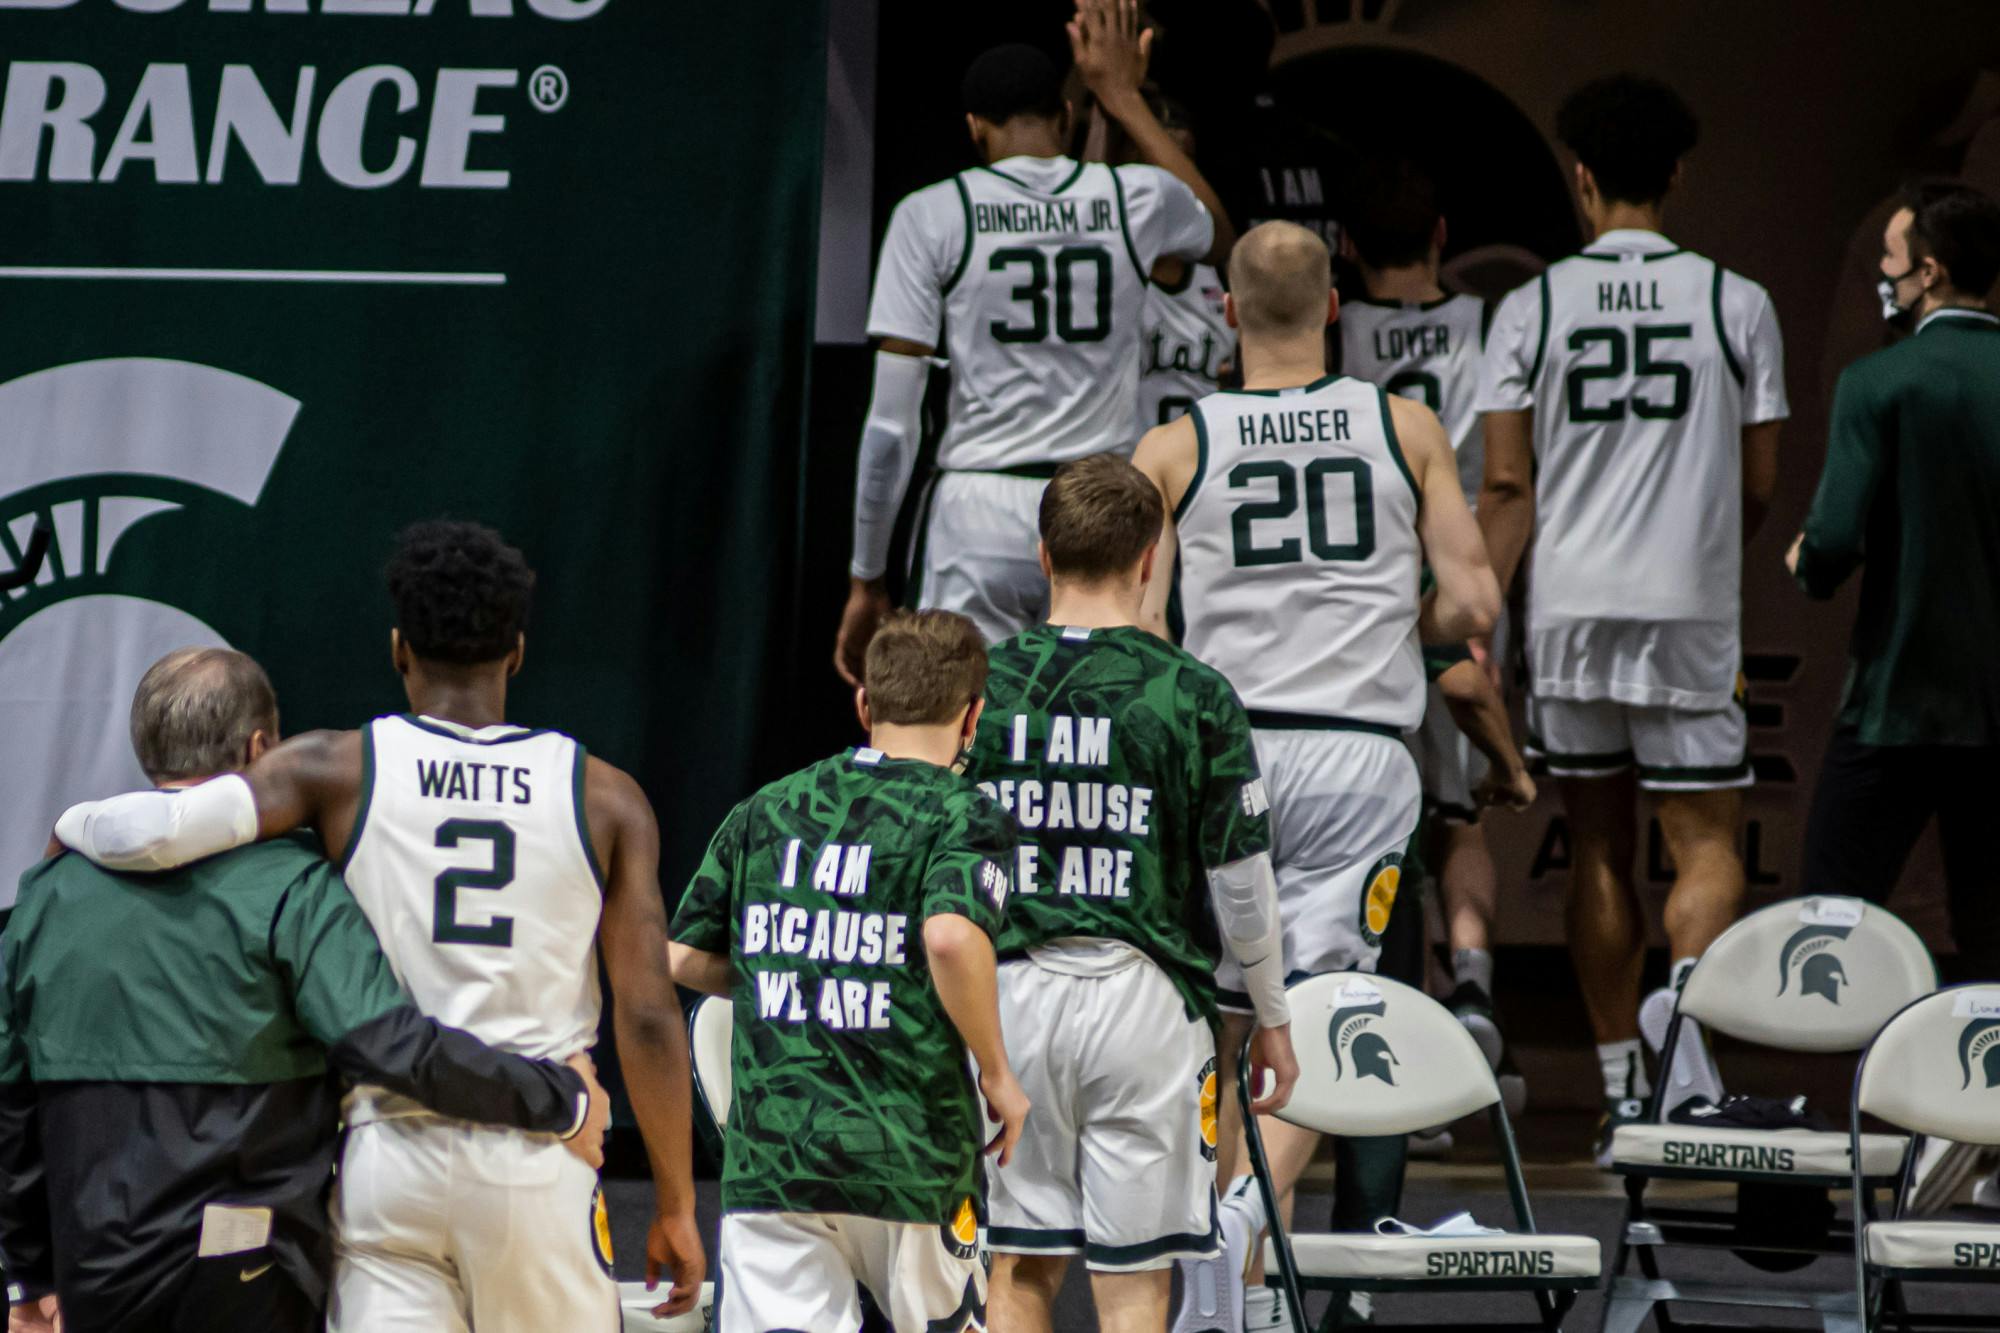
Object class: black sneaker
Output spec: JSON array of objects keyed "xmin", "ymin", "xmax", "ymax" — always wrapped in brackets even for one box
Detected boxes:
[{"xmin": 1594, "ymin": 1096, "xmax": 1645, "ymax": 1170}]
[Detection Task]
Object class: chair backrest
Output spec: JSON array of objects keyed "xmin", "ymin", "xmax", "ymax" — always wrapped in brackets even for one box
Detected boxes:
[
  {"xmin": 1676, "ymin": 897, "xmax": 1934, "ymax": 1053},
  {"xmin": 689, "ymin": 995, "xmax": 734, "ymax": 1129},
  {"xmin": 1856, "ymin": 985, "xmax": 2000, "ymax": 1147},
  {"xmin": 1275, "ymin": 972, "xmax": 1498, "ymax": 1137}
]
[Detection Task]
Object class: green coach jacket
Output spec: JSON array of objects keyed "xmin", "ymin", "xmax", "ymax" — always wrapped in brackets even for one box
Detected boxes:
[
  {"xmin": 1794, "ymin": 308, "xmax": 2000, "ymax": 746},
  {"xmin": 0, "ymin": 834, "xmax": 589, "ymax": 1329}
]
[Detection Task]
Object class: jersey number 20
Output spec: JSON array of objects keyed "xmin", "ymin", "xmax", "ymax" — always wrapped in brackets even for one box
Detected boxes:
[
  {"xmin": 1228, "ymin": 458, "xmax": 1376, "ymax": 566},
  {"xmin": 987, "ymin": 246, "xmax": 1111, "ymax": 344},
  {"xmin": 434, "ymin": 818, "xmax": 516, "ymax": 948}
]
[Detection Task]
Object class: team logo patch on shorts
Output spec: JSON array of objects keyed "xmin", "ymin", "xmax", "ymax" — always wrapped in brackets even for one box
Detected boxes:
[
  {"xmin": 1197, "ymin": 1057, "xmax": 1219, "ymax": 1162},
  {"xmin": 941, "ymin": 1196, "xmax": 979, "ymax": 1261},
  {"xmin": 1358, "ymin": 852, "xmax": 1403, "ymax": 948},
  {"xmin": 588, "ymin": 1185, "xmax": 614, "ymax": 1277}
]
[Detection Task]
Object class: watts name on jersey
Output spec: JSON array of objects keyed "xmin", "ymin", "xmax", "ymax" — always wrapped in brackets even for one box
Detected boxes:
[{"xmin": 414, "ymin": 758, "xmax": 533, "ymax": 805}]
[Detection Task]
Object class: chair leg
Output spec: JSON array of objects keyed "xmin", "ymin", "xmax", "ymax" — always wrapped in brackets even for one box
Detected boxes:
[{"xmin": 1600, "ymin": 1291, "xmax": 1657, "ymax": 1333}]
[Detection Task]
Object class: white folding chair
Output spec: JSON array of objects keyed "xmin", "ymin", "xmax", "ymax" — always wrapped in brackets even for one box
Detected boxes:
[
  {"xmin": 1850, "ymin": 984, "xmax": 2000, "ymax": 1331},
  {"xmin": 616, "ymin": 997, "xmax": 732, "ymax": 1332},
  {"xmin": 1243, "ymin": 973, "xmax": 1600, "ymax": 1331},
  {"xmin": 1601, "ymin": 896, "xmax": 1936, "ymax": 1333}
]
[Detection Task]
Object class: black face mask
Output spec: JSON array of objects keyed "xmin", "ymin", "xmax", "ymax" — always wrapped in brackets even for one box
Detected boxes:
[{"xmin": 1877, "ymin": 263, "xmax": 1922, "ymax": 328}]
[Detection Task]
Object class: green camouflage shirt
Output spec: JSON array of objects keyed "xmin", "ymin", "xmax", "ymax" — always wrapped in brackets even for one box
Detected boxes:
[
  {"xmin": 965, "ymin": 624, "xmax": 1271, "ymax": 1023},
  {"xmin": 671, "ymin": 748, "xmax": 1014, "ymax": 1225}
]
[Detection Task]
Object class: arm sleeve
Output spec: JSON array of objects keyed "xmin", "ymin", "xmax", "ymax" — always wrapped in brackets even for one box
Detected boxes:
[
  {"xmin": 922, "ymin": 791, "xmax": 1014, "ymax": 938},
  {"xmin": 865, "ymin": 187, "xmax": 960, "ymax": 347},
  {"xmin": 0, "ymin": 943, "xmax": 53, "ymax": 1304},
  {"xmin": 1206, "ymin": 852, "xmax": 1288, "ymax": 1028},
  {"xmin": 849, "ymin": 350, "xmax": 931, "ymax": 580},
  {"xmin": 275, "ymin": 863, "xmax": 587, "ymax": 1136},
  {"xmin": 53, "ymin": 775, "xmax": 258, "ymax": 873},
  {"xmin": 1119, "ymin": 165, "xmax": 1213, "ymax": 269},
  {"xmin": 671, "ymin": 801, "xmax": 746, "ymax": 953},
  {"xmin": 1196, "ymin": 676, "xmax": 1274, "ymax": 872},
  {"xmin": 1474, "ymin": 282, "xmax": 1539, "ymax": 414},
  {"xmin": 1734, "ymin": 278, "xmax": 1790, "ymax": 424},
  {"xmin": 1794, "ymin": 363, "xmax": 1887, "ymax": 598}
]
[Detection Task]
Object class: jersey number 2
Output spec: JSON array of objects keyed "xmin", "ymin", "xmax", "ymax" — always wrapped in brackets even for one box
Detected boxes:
[
  {"xmin": 987, "ymin": 246, "xmax": 1111, "ymax": 344},
  {"xmin": 1228, "ymin": 458, "xmax": 1376, "ymax": 566},
  {"xmin": 434, "ymin": 818, "xmax": 516, "ymax": 947}
]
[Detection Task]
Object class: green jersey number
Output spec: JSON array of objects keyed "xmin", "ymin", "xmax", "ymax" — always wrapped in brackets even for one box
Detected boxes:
[
  {"xmin": 1385, "ymin": 369, "xmax": 1441, "ymax": 412},
  {"xmin": 434, "ymin": 818, "xmax": 516, "ymax": 947},
  {"xmin": 988, "ymin": 246, "xmax": 1112, "ymax": 344},
  {"xmin": 1228, "ymin": 458, "xmax": 1376, "ymax": 566},
  {"xmin": 1565, "ymin": 324, "xmax": 1693, "ymax": 422}
]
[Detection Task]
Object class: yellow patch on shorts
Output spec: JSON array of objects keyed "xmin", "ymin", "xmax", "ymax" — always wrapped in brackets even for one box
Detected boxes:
[
  {"xmin": 590, "ymin": 1186, "xmax": 614, "ymax": 1275},
  {"xmin": 1364, "ymin": 864, "xmax": 1401, "ymax": 938},
  {"xmin": 951, "ymin": 1197, "xmax": 978, "ymax": 1249}
]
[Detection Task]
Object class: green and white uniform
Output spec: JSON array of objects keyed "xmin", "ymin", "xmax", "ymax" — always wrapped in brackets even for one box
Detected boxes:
[
  {"xmin": 331, "ymin": 714, "xmax": 616, "ymax": 1333},
  {"xmin": 1340, "ymin": 292, "xmax": 1497, "ymax": 820},
  {"xmin": 1478, "ymin": 229, "xmax": 1787, "ymax": 788},
  {"xmin": 1176, "ymin": 376, "xmax": 1425, "ymax": 987},
  {"xmin": 966, "ymin": 624, "xmax": 1270, "ymax": 1270},
  {"xmin": 672, "ymin": 747, "xmax": 1014, "ymax": 1333},
  {"xmin": 868, "ymin": 155, "xmax": 1211, "ymax": 640},
  {"xmin": 1139, "ymin": 262, "xmax": 1232, "ymax": 426}
]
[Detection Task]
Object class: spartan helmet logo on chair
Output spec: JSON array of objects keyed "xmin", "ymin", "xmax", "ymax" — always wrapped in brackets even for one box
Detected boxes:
[
  {"xmin": 1776, "ymin": 925, "xmax": 1853, "ymax": 1004},
  {"xmin": 1959, "ymin": 1019, "xmax": 2000, "ymax": 1091},
  {"xmin": 1328, "ymin": 993, "xmax": 1399, "ymax": 1085}
]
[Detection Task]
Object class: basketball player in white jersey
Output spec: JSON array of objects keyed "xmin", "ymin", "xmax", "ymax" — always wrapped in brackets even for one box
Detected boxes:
[
  {"xmin": 1476, "ymin": 75, "xmax": 1787, "ymax": 1164},
  {"xmin": 48, "ymin": 521, "xmax": 704, "ymax": 1329},
  {"xmin": 1124, "ymin": 95, "xmax": 1234, "ymax": 428},
  {"xmin": 1136, "ymin": 222, "xmax": 1500, "ymax": 1333},
  {"xmin": 834, "ymin": 0, "xmax": 1235, "ymax": 678},
  {"xmin": 1335, "ymin": 159, "xmax": 1520, "ymax": 1096}
]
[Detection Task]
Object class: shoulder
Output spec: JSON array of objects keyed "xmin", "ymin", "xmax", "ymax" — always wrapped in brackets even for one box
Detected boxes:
[
  {"xmin": 1112, "ymin": 162, "xmax": 1192, "ymax": 203},
  {"xmin": 888, "ymin": 177, "xmax": 967, "ymax": 229},
  {"xmin": 938, "ymin": 775, "xmax": 1015, "ymax": 836},
  {"xmin": 1834, "ymin": 341, "xmax": 1911, "ymax": 396},
  {"xmin": 1711, "ymin": 262, "xmax": 1776, "ymax": 314},
  {"xmin": 583, "ymin": 753, "xmax": 658, "ymax": 849}
]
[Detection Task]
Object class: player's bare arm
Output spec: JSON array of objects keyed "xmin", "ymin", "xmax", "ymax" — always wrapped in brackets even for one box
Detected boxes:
[
  {"xmin": 665, "ymin": 942, "xmax": 730, "ymax": 997},
  {"xmin": 1397, "ymin": 395, "xmax": 1500, "ymax": 643},
  {"xmin": 1476, "ymin": 408, "xmax": 1536, "ymax": 594},
  {"xmin": 587, "ymin": 757, "xmax": 705, "ymax": 1318},
  {"xmin": 924, "ymin": 913, "xmax": 1029, "ymax": 1166},
  {"xmin": 1131, "ymin": 416, "xmax": 1198, "ymax": 638},
  {"xmin": 1436, "ymin": 659, "xmax": 1536, "ymax": 811},
  {"xmin": 1741, "ymin": 419, "xmax": 1781, "ymax": 545},
  {"xmin": 1068, "ymin": 0, "xmax": 1236, "ymax": 264},
  {"xmin": 836, "ymin": 334, "xmax": 937, "ymax": 687}
]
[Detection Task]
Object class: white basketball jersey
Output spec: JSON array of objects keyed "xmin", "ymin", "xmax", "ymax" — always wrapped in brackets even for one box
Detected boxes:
[
  {"xmin": 1338, "ymin": 293, "xmax": 1486, "ymax": 502},
  {"xmin": 343, "ymin": 714, "xmax": 603, "ymax": 1119},
  {"xmin": 1479, "ymin": 229, "xmax": 1788, "ymax": 708},
  {"xmin": 867, "ymin": 155, "xmax": 1211, "ymax": 471},
  {"xmin": 1138, "ymin": 262, "xmax": 1232, "ymax": 427},
  {"xmin": 1176, "ymin": 376, "xmax": 1425, "ymax": 729}
]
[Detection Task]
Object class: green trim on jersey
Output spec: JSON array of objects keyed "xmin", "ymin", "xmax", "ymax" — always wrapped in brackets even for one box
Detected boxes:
[
  {"xmin": 1221, "ymin": 372, "xmax": 1341, "ymax": 399},
  {"xmin": 989, "ymin": 1225, "xmax": 1088, "ymax": 1253},
  {"xmin": 1347, "ymin": 292, "xmax": 1455, "ymax": 311},
  {"xmin": 944, "ymin": 463, "xmax": 1060, "ymax": 480},
  {"xmin": 396, "ymin": 715, "xmax": 549, "ymax": 746},
  {"xmin": 1151, "ymin": 260, "xmax": 1196, "ymax": 296},
  {"xmin": 1479, "ymin": 296, "xmax": 1496, "ymax": 347},
  {"xmin": 1176, "ymin": 409, "xmax": 1210, "ymax": 523},
  {"xmin": 1576, "ymin": 247, "xmax": 1685, "ymax": 263},
  {"xmin": 1527, "ymin": 272, "xmax": 1553, "ymax": 385},
  {"xmin": 941, "ymin": 175, "xmax": 976, "ymax": 297},
  {"xmin": 1639, "ymin": 759, "xmax": 1751, "ymax": 783},
  {"xmin": 1244, "ymin": 708, "xmax": 1403, "ymax": 738},
  {"xmin": 976, "ymin": 160, "xmax": 1086, "ymax": 196},
  {"xmin": 571, "ymin": 744, "xmax": 605, "ymax": 892},
  {"xmin": 1711, "ymin": 261, "xmax": 1746, "ymax": 387},
  {"xmin": 1109, "ymin": 167, "xmax": 1147, "ymax": 285},
  {"xmin": 1377, "ymin": 387, "xmax": 1421, "ymax": 502},
  {"xmin": 339, "ymin": 726, "xmax": 376, "ymax": 873}
]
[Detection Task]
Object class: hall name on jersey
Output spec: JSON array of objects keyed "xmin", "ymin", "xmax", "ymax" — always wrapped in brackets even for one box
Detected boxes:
[
  {"xmin": 1598, "ymin": 280, "xmax": 1665, "ymax": 312},
  {"xmin": 980, "ymin": 714, "xmax": 1153, "ymax": 898},
  {"xmin": 973, "ymin": 199, "xmax": 1116, "ymax": 235},
  {"xmin": 1238, "ymin": 407, "xmax": 1350, "ymax": 447},
  {"xmin": 415, "ymin": 759, "xmax": 532, "ymax": 804},
  {"xmin": 742, "ymin": 903, "xmax": 908, "ymax": 1033}
]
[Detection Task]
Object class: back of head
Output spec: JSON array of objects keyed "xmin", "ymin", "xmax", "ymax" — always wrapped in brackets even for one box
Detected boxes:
[
  {"xmin": 1346, "ymin": 158, "xmax": 1440, "ymax": 270},
  {"xmin": 130, "ymin": 647, "xmax": 279, "ymax": 783},
  {"xmin": 1228, "ymin": 221, "xmax": 1333, "ymax": 337},
  {"xmin": 1039, "ymin": 453, "xmax": 1163, "ymax": 584},
  {"xmin": 386, "ymin": 520, "xmax": 536, "ymax": 666},
  {"xmin": 1902, "ymin": 178, "xmax": 2000, "ymax": 298},
  {"xmin": 962, "ymin": 43, "xmax": 1063, "ymax": 127},
  {"xmin": 863, "ymin": 610, "xmax": 989, "ymax": 726},
  {"xmin": 1555, "ymin": 74, "xmax": 1698, "ymax": 205}
]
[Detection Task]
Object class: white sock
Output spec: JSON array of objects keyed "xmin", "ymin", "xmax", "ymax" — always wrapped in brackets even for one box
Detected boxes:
[
  {"xmin": 1669, "ymin": 955, "xmax": 1697, "ymax": 992},
  {"xmin": 1222, "ymin": 1173, "xmax": 1268, "ymax": 1239},
  {"xmin": 1453, "ymin": 947, "xmax": 1494, "ymax": 995},
  {"xmin": 1599, "ymin": 1039, "xmax": 1651, "ymax": 1102}
]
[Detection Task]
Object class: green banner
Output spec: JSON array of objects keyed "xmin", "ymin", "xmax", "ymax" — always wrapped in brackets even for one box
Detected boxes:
[{"xmin": 0, "ymin": 1, "xmax": 827, "ymax": 903}]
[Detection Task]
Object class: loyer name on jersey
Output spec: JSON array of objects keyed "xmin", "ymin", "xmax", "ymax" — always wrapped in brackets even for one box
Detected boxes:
[
  {"xmin": 1238, "ymin": 407, "xmax": 1350, "ymax": 448},
  {"xmin": 973, "ymin": 199, "xmax": 1116, "ymax": 236},
  {"xmin": 415, "ymin": 759, "xmax": 531, "ymax": 804},
  {"xmin": 1371, "ymin": 324, "xmax": 1451, "ymax": 360},
  {"xmin": 1597, "ymin": 280, "xmax": 1665, "ymax": 313}
]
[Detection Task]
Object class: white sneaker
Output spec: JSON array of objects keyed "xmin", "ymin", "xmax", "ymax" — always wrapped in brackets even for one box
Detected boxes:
[
  {"xmin": 1639, "ymin": 985, "xmax": 1722, "ymax": 1114},
  {"xmin": 1972, "ymin": 1170, "xmax": 2000, "ymax": 1212},
  {"xmin": 1171, "ymin": 1187, "xmax": 1257, "ymax": 1333},
  {"xmin": 1243, "ymin": 1285, "xmax": 1291, "ymax": 1333}
]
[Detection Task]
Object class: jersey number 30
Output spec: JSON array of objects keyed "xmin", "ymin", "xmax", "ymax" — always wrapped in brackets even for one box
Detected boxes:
[
  {"xmin": 434, "ymin": 818, "xmax": 516, "ymax": 948},
  {"xmin": 987, "ymin": 246, "xmax": 1111, "ymax": 344},
  {"xmin": 1228, "ymin": 458, "xmax": 1376, "ymax": 566}
]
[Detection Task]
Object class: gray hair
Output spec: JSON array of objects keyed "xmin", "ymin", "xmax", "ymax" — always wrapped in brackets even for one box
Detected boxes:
[{"xmin": 129, "ymin": 648, "xmax": 279, "ymax": 784}]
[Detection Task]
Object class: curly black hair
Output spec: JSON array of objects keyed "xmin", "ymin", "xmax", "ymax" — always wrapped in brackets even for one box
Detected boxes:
[
  {"xmin": 1555, "ymin": 74, "xmax": 1698, "ymax": 207},
  {"xmin": 385, "ymin": 520, "xmax": 535, "ymax": 666}
]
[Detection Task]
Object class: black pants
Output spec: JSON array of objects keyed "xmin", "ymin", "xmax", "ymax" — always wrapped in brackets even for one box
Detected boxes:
[
  {"xmin": 1801, "ymin": 730, "xmax": 2000, "ymax": 980},
  {"xmin": 66, "ymin": 1256, "xmax": 320, "ymax": 1333}
]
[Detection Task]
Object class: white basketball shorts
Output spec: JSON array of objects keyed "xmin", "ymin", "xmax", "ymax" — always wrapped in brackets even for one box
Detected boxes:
[
  {"xmin": 911, "ymin": 470, "xmax": 1049, "ymax": 643},
  {"xmin": 717, "ymin": 1210, "xmax": 985, "ymax": 1333},
  {"xmin": 1529, "ymin": 692, "xmax": 1751, "ymax": 792}
]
